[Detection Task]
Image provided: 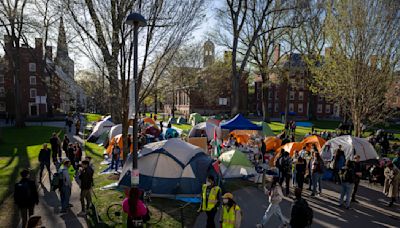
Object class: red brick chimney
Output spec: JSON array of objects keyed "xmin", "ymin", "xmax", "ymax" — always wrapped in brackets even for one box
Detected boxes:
[{"xmin": 273, "ymin": 44, "xmax": 280, "ymax": 64}]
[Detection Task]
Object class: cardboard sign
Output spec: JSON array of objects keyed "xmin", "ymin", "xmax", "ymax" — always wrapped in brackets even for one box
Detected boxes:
[{"xmin": 131, "ymin": 169, "xmax": 140, "ymax": 186}]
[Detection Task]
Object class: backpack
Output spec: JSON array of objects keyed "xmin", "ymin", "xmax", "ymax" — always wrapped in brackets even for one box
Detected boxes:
[
  {"xmin": 51, "ymin": 171, "xmax": 63, "ymax": 191},
  {"xmin": 279, "ymin": 157, "xmax": 291, "ymax": 173},
  {"xmin": 14, "ymin": 181, "xmax": 32, "ymax": 206},
  {"xmin": 340, "ymin": 168, "xmax": 354, "ymax": 183}
]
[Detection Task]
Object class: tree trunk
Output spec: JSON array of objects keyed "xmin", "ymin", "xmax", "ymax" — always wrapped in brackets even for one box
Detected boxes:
[
  {"xmin": 261, "ymin": 81, "xmax": 270, "ymax": 122},
  {"xmin": 284, "ymin": 83, "xmax": 290, "ymax": 125},
  {"xmin": 107, "ymin": 64, "xmax": 121, "ymax": 123},
  {"xmin": 154, "ymin": 89, "xmax": 158, "ymax": 114},
  {"xmin": 231, "ymin": 74, "xmax": 240, "ymax": 116},
  {"xmin": 11, "ymin": 49, "xmax": 25, "ymax": 128}
]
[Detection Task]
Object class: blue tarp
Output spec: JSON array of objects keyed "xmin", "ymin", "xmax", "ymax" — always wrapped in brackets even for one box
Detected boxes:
[
  {"xmin": 296, "ymin": 122, "xmax": 314, "ymax": 127},
  {"xmin": 220, "ymin": 114, "xmax": 262, "ymax": 131}
]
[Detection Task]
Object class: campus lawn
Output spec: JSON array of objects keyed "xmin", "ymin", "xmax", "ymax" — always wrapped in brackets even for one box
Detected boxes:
[
  {"xmin": 85, "ymin": 142, "xmax": 198, "ymax": 227},
  {"xmin": 0, "ymin": 126, "xmax": 63, "ymax": 226},
  {"xmin": 84, "ymin": 113, "xmax": 103, "ymax": 122},
  {"xmin": 173, "ymin": 123, "xmax": 192, "ymax": 135}
]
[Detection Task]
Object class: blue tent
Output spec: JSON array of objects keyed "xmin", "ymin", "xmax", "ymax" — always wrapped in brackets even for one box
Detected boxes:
[
  {"xmin": 118, "ymin": 138, "xmax": 215, "ymax": 196},
  {"xmin": 220, "ymin": 114, "xmax": 262, "ymax": 131}
]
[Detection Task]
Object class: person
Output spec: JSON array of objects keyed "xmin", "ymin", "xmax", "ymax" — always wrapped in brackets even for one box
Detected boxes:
[
  {"xmin": 311, "ymin": 152, "xmax": 324, "ymax": 196},
  {"xmin": 75, "ymin": 143, "xmax": 83, "ymax": 167},
  {"xmin": 392, "ymin": 152, "xmax": 400, "ymax": 169},
  {"xmin": 38, "ymin": 143, "xmax": 51, "ymax": 184},
  {"xmin": 338, "ymin": 160, "xmax": 355, "ymax": 209},
  {"xmin": 332, "ymin": 145, "xmax": 345, "ymax": 184},
  {"xmin": 199, "ymin": 175, "xmax": 221, "ymax": 228},
  {"xmin": 26, "ymin": 215, "xmax": 43, "ymax": 228},
  {"xmin": 303, "ymin": 151, "xmax": 313, "ymax": 191},
  {"xmin": 383, "ymin": 163, "xmax": 399, "ymax": 207},
  {"xmin": 62, "ymin": 135, "xmax": 70, "ymax": 158},
  {"xmin": 122, "ymin": 187, "xmax": 149, "ymax": 228},
  {"xmin": 296, "ymin": 157, "xmax": 306, "ymax": 190},
  {"xmin": 299, "ymin": 146, "xmax": 307, "ymax": 158},
  {"xmin": 220, "ymin": 192, "xmax": 241, "ymax": 228},
  {"xmin": 290, "ymin": 188, "xmax": 313, "ymax": 228},
  {"xmin": 351, "ymin": 155, "xmax": 362, "ymax": 202},
  {"xmin": 111, "ymin": 143, "xmax": 121, "ymax": 172},
  {"xmin": 292, "ymin": 151, "xmax": 300, "ymax": 187},
  {"xmin": 153, "ymin": 114, "xmax": 157, "ymax": 121},
  {"xmin": 14, "ymin": 169, "xmax": 39, "ymax": 228},
  {"xmin": 277, "ymin": 151, "xmax": 292, "ymax": 195},
  {"xmin": 60, "ymin": 158, "xmax": 74, "ymax": 213},
  {"xmin": 85, "ymin": 156, "xmax": 95, "ymax": 170},
  {"xmin": 127, "ymin": 134, "xmax": 133, "ymax": 153},
  {"xmin": 49, "ymin": 133, "xmax": 60, "ymax": 164},
  {"xmin": 75, "ymin": 119, "xmax": 81, "ymax": 136},
  {"xmin": 256, "ymin": 177, "xmax": 288, "ymax": 228},
  {"xmin": 67, "ymin": 143, "xmax": 76, "ymax": 169},
  {"xmin": 79, "ymin": 160, "xmax": 94, "ymax": 215}
]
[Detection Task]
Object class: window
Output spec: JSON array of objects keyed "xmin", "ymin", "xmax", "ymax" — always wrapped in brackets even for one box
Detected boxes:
[
  {"xmin": 275, "ymin": 91, "xmax": 279, "ymax": 100},
  {"xmin": 289, "ymin": 103, "xmax": 294, "ymax": 112},
  {"xmin": 318, "ymin": 95, "xmax": 323, "ymax": 102},
  {"xmin": 268, "ymin": 91, "xmax": 273, "ymax": 100},
  {"xmin": 0, "ymin": 102, "xmax": 5, "ymax": 112},
  {"xmin": 317, "ymin": 104, "xmax": 323, "ymax": 113},
  {"xmin": 298, "ymin": 103, "xmax": 303, "ymax": 113},
  {"xmin": 289, "ymin": 91, "xmax": 295, "ymax": 100},
  {"xmin": 30, "ymin": 88, "xmax": 37, "ymax": 98},
  {"xmin": 219, "ymin": 98, "xmax": 228, "ymax": 106},
  {"xmin": 268, "ymin": 103, "xmax": 272, "ymax": 112},
  {"xmin": 274, "ymin": 103, "xmax": 279, "ymax": 112},
  {"xmin": 299, "ymin": 91, "xmax": 304, "ymax": 101},
  {"xmin": 300, "ymin": 79, "xmax": 305, "ymax": 89},
  {"xmin": 326, "ymin": 104, "xmax": 331, "ymax": 113},
  {"xmin": 0, "ymin": 74, "xmax": 4, "ymax": 83},
  {"xmin": 0, "ymin": 87, "xmax": 4, "ymax": 97},
  {"xmin": 30, "ymin": 76, "xmax": 36, "ymax": 85},
  {"xmin": 29, "ymin": 63, "xmax": 36, "ymax": 72}
]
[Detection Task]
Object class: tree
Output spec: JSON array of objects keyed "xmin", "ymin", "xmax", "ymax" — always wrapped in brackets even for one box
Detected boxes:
[{"xmin": 307, "ymin": 0, "xmax": 400, "ymax": 137}]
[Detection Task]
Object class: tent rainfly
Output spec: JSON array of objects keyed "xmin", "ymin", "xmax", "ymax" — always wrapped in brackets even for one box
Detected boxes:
[
  {"xmin": 87, "ymin": 119, "xmax": 115, "ymax": 142},
  {"xmin": 109, "ymin": 124, "xmax": 133, "ymax": 140},
  {"xmin": 220, "ymin": 114, "xmax": 262, "ymax": 131},
  {"xmin": 218, "ymin": 149, "xmax": 256, "ymax": 178}
]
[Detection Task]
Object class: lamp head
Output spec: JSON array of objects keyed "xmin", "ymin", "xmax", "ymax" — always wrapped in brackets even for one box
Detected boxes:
[{"xmin": 126, "ymin": 13, "xmax": 147, "ymax": 27}]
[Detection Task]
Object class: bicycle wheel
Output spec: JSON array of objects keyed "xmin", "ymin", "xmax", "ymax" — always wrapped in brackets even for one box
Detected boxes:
[
  {"xmin": 146, "ymin": 205, "xmax": 163, "ymax": 225},
  {"xmin": 107, "ymin": 203, "xmax": 124, "ymax": 224}
]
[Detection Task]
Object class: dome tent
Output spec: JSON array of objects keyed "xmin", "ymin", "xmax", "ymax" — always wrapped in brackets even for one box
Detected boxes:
[
  {"xmin": 301, "ymin": 135, "xmax": 326, "ymax": 152},
  {"xmin": 218, "ymin": 149, "xmax": 256, "ymax": 178},
  {"xmin": 87, "ymin": 119, "xmax": 115, "ymax": 142},
  {"xmin": 118, "ymin": 138, "xmax": 215, "ymax": 196},
  {"xmin": 220, "ymin": 114, "xmax": 262, "ymax": 131},
  {"xmin": 189, "ymin": 113, "xmax": 203, "ymax": 125},
  {"xmin": 109, "ymin": 124, "xmax": 133, "ymax": 140},
  {"xmin": 188, "ymin": 122, "xmax": 207, "ymax": 138},
  {"xmin": 320, "ymin": 135, "xmax": 378, "ymax": 161}
]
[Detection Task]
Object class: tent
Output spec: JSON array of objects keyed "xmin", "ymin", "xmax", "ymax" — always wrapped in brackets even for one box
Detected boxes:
[
  {"xmin": 205, "ymin": 119, "xmax": 221, "ymax": 141},
  {"xmin": 145, "ymin": 126, "xmax": 161, "ymax": 137},
  {"xmin": 109, "ymin": 124, "xmax": 133, "ymax": 140},
  {"xmin": 168, "ymin": 117, "xmax": 177, "ymax": 124},
  {"xmin": 165, "ymin": 128, "xmax": 179, "ymax": 139},
  {"xmin": 188, "ymin": 122, "xmax": 207, "ymax": 138},
  {"xmin": 320, "ymin": 135, "xmax": 378, "ymax": 161},
  {"xmin": 276, "ymin": 142, "xmax": 303, "ymax": 157},
  {"xmin": 118, "ymin": 138, "xmax": 215, "ymax": 196},
  {"xmin": 177, "ymin": 117, "xmax": 187, "ymax": 124},
  {"xmin": 220, "ymin": 114, "xmax": 262, "ymax": 131},
  {"xmin": 87, "ymin": 119, "xmax": 115, "ymax": 142},
  {"xmin": 106, "ymin": 134, "xmax": 132, "ymax": 158},
  {"xmin": 262, "ymin": 122, "xmax": 275, "ymax": 137},
  {"xmin": 301, "ymin": 135, "xmax": 326, "ymax": 152},
  {"xmin": 96, "ymin": 130, "xmax": 110, "ymax": 145},
  {"xmin": 103, "ymin": 115, "xmax": 112, "ymax": 121},
  {"xmin": 143, "ymin": 117, "xmax": 156, "ymax": 126},
  {"xmin": 218, "ymin": 149, "xmax": 256, "ymax": 178},
  {"xmin": 264, "ymin": 136, "xmax": 282, "ymax": 151},
  {"xmin": 189, "ymin": 113, "xmax": 203, "ymax": 125}
]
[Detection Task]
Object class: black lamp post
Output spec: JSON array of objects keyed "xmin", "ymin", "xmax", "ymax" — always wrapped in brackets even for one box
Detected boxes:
[{"xmin": 126, "ymin": 13, "xmax": 146, "ymax": 186}]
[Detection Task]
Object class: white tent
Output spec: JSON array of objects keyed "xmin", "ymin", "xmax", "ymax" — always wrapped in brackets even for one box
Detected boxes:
[
  {"xmin": 188, "ymin": 122, "xmax": 221, "ymax": 141},
  {"xmin": 88, "ymin": 119, "xmax": 115, "ymax": 140},
  {"xmin": 320, "ymin": 135, "xmax": 378, "ymax": 161},
  {"xmin": 109, "ymin": 124, "xmax": 133, "ymax": 140},
  {"xmin": 218, "ymin": 149, "xmax": 256, "ymax": 178},
  {"xmin": 188, "ymin": 122, "xmax": 206, "ymax": 138}
]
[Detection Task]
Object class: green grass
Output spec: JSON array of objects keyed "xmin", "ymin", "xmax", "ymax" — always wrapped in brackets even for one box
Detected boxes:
[
  {"xmin": 85, "ymin": 142, "xmax": 198, "ymax": 227},
  {"xmin": 172, "ymin": 124, "xmax": 192, "ymax": 135},
  {"xmin": 85, "ymin": 113, "xmax": 103, "ymax": 122}
]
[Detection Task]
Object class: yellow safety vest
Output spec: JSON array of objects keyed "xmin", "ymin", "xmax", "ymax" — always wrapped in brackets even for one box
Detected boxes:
[
  {"xmin": 68, "ymin": 165, "xmax": 75, "ymax": 181},
  {"xmin": 222, "ymin": 204, "xmax": 241, "ymax": 228},
  {"xmin": 201, "ymin": 184, "xmax": 220, "ymax": 211}
]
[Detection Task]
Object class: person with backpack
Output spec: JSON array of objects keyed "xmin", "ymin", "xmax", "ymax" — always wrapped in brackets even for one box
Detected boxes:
[
  {"xmin": 290, "ymin": 188, "xmax": 313, "ymax": 228},
  {"xmin": 122, "ymin": 187, "xmax": 149, "ymax": 228},
  {"xmin": 199, "ymin": 175, "xmax": 221, "ymax": 228},
  {"xmin": 38, "ymin": 143, "xmax": 51, "ymax": 184},
  {"xmin": 338, "ymin": 160, "xmax": 355, "ymax": 209},
  {"xmin": 256, "ymin": 177, "xmax": 288, "ymax": 228},
  {"xmin": 78, "ymin": 160, "xmax": 94, "ymax": 215},
  {"xmin": 14, "ymin": 169, "xmax": 39, "ymax": 228},
  {"xmin": 111, "ymin": 143, "xmax": 121, "ymax": 172},
  {"xmin": 220, "ymin": 192, "xmax": 241, "ymax": 228},
  {"xmin": 311, "ymin": 152, "xmax": 324, "ymax": 196},
  {"xmin": 60, "ymin": 158, "xmax": 74, "ymax": 213},
  {"xmin": 278, "ymin": 151, "xmax": 292, "ymax": 196}
]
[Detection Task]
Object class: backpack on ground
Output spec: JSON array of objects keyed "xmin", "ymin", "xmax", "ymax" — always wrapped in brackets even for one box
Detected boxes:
[
  {"xmin": 14, "ymin": 181, "xmax": 32, "ymax": 206},
  {"xmin": 51, "ymin": 171, "xmax": 63, "ymax": 191}
]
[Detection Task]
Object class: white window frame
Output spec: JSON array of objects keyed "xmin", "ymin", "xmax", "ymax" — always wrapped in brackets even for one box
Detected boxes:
[
  {"xmin": 326, "ymin": 104, "xmax": 331, "ymax": 113},
  {"xmin": 289, "ymin": 91, "xmax": 295, "ymax": 100},
  {"xmin": 317, "ymin": 104, "xmax": 323, "ymax": 113},
  {"xmin": 29, "ymin": 76, "xmax": 36, "ymax": 85},
  {"xmin": 299, "ymin": 91, "xmax": 304, "ymax": 101},
  {"xmin": 0, "ymin": 74, "xmax": 4, "ymax": 84},
  {"xmin": 298, "ymin": 103, "xmax": 303, "ymax": 113},
  {"xmin": 0, "ymin": 101, "xmax": 5, "ymax": 112},
  {"xmin": 289, "ymin": 103, "xmax": 294, "ymax": 112},
  {"xmin": 29, "ymin": 63, "xmax": 36, "ymax": 72},
  {"xmin": 30, "ymin": 88, "xmax": 37, "ymax": 98}
]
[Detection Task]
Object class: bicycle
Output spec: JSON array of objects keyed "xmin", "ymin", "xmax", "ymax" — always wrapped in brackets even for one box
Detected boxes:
[{"xmin": 106, "ymin": 190, "xmax": 163, "ymax": 225}]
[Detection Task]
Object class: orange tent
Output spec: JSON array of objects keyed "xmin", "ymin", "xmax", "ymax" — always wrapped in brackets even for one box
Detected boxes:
[
  {"xmin": 106, "ymin": 134, "xmax": 133, "ymax": 158},
  {"xmin": 300, "ymin": 135, "xmax": 326, "ymax": 152},
  {"xmin": 143, "ymin": 117, "xmax": 156, "ymax": 126},
  {"xmin": 270, "ymin": 142, "xmax": 303, "ymax": 166},
  {"xmin": 264, "ymin": 136, "xmax": 282, "ymax": 151}
]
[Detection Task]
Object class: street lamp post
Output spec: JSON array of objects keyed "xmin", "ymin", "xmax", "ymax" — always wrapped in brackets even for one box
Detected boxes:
[{"xmin": 126, "ymin": 13, "xmax": 146, "ymax": 186}]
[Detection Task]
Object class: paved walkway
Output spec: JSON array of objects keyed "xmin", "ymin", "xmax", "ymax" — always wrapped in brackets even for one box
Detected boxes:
[
  {"xmin": 33, "ymin": 122, "xmax": 88, "ymax": 228},
  {"xmin": 193, "ymin": 180, "xmax": 400, "ymax": 228}
]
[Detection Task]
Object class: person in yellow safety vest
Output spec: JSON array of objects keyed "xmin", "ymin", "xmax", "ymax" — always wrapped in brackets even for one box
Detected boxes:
[
  {"xmin": 220, "ymin": 192, "xmax": 242, "ymax": 228},
  {"xmin": 199, "ymin": 175, "xmax": 221, "ymax": 228}
]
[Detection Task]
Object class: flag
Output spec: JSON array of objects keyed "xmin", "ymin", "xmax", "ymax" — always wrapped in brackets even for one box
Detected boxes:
[{"xmin": 213, "ymin": 127, "xmax": 221, "ymax": 157}]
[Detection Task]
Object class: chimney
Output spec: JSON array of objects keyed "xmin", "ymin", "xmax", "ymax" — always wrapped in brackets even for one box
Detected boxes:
[
  {"xmin": 273, "ymin": 44, "xmax": 280, "ymax": 64},
  {"xmin": 325, "ymin": 47, "xmax": 332, "ymax": 57},
  {"xmin": 370, "ymin": 55, "xmax": 377, "ymax": 67},
  {"xmin": 45, "ymin": 46, "xmax": 53, "ymax": 60},
  {"xmin": 35, "ymin": 38, "xmax": 43, "ymax": 51}
]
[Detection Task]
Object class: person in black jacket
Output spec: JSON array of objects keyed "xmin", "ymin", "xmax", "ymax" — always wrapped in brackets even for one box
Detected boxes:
[
  {"xmin": 352, "ymin": 155, "xmax": 362, "ymax": 202},
  {"xmin": 14, "ymin": 169, "xmax": 39, "ymax": 228},
  {"xmin": 290, "ymin": 188, "xmax": 312, "ymax": 228},
  {"xmin": 38, "ymin": 143, "xmax": 51, "ymax": 183},
  {"xmin": 49, "ymin": 133, "xmax": 60, "ymax": 163},
  {"xmin": 79, "ymin": 160, "xmax": 94, "ymax": 214}
]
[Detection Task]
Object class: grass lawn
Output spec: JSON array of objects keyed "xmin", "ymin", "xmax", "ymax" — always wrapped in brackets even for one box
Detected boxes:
[
  {"xmin": 0, "ymin": 126, "xmax": 63, "ymax": 226},
  {"xmin": 85, "ymin": 142, "xmax": 198, "ymax": 227},
  {"xmin": 172, "ymin": 124, "xmax": 192, "ymax": 135},
  {"xmin": 85, "ymin": 113, "xmax": 103, "ymax": 122}
]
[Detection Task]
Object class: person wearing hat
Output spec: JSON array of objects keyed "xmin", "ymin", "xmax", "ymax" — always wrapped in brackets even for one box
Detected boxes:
[
  {"xmin": 199, "ymin": 175, "xmax": 221, "ymax": 228},
  {"xmin": 60, "ymin": 158, "xmax": 75, "ymax": 213},
  {"xmin": 220, "ymin": 192, "xmax": 241, "ymax": 228}
]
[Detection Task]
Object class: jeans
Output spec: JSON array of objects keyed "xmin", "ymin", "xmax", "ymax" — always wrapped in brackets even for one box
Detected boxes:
[
  {"xmin": 205, "ymin": 207, "xmax": 217, "ymax": 228},
  {"xmin": 340, "ymin": 182, "xmax": 354, "ymax": 207},
  {"xmin": 312, "ymin": 173, "xmax": 322, "ymax": 195},
  {"xmin": 61, "ymin": 185, "xmax": 72, "ymax": 210},
  {"xmin": 279, "ymin": 173, "xmax": 291, "ymax": 195},
  {"xmin": 292, "ymin": 169, "xmax": 297, "ymax": 186},
  {"xmin": 39, "ymin": 162, "xmax": 51, "ymax": 183},
  {"xmin": 80, "ymin": 188, "xmax": 92, "ymax": 212},
  {"xmin": 19, "ymin": 206, "xmax": 34, "ymax": 228},
  {"xmin": 261, "ymin": 203, "xmax": 287, "ymax": 226},
  {"xmin": 111, "ymin": 154, "xmax": 120, "ymax": 171}
]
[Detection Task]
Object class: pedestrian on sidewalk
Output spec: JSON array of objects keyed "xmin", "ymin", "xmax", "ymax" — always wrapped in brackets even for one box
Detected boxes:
[
  {"xmin": 290, "ymin": 188, "xmax": 313, "ymax": 228},
  {"xmin": 122, "ymin": 187, "xmax": 149, "ymax": 228},
  {"xmin": 79, "ymin": 160, "xmax": 94, "ymax": 215},
  {"xmin": 277, "ymin": 151, "xmax": 292, "ymax": 196},
  {"xmin": 351, "ymin": 155, "xmax": 362, "ymax": 203},
  {"xmin": 296, "ymin": 157, "xmax": 306, "ymax": 190},
  {"xmin": 67, "ymin": 116, "xmax": 73, "ymax": 133},
  {"xmin": 332, "ymin": 145, "xmax": 345, "ymax": 184},
  {"xmin": 220, "ymin": 192, "xmax": 241, "ymax": 228},
  {"xmin": 256, "ymin": 177, "xmax": 288, "ymax": 228},
  {"xmin": 67, "ymin": 143, "xmax": 76, "ymax": 169},
  {"xmin": 338, "ymin": 160, "xmax": 355, "ymax": 209},
  {"xmin": 62, "ymin": 135, "xmax": 70, "ymax": 158},
  {"xmin": 383, "ymin": 162, "xmax": 399, "ymax": 207},
  {"xmin": 38, "ymin": 143, "xmax": 51, "ymax": 184},
  {"xmin": 50, "ymin": 133, "xmax": 60, "ymax": 164},
  {"xmin": 311, "ymin": 152, "xmax": 324, "ymax": 196},
  {"xmin": 60, "ymin": 158, "xmax": 75, "ymax": 213},
  {"xmin": 14, "ymin": 169, "xmax": 39, "ymax": 228},
  {"xmin": 75, "ymin": 143, "xmax": 83, "ymax": 167},
  {"xmin": 292, "ymin": 151, "xmax": 300, "ymax": 187},
  {"xmin": 75, "ymin": 119, "xmax": 81, "ymax": 136},
  {"xmin": 199, "ymin": 175, "xmax": 221, "ymax": 228}
]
